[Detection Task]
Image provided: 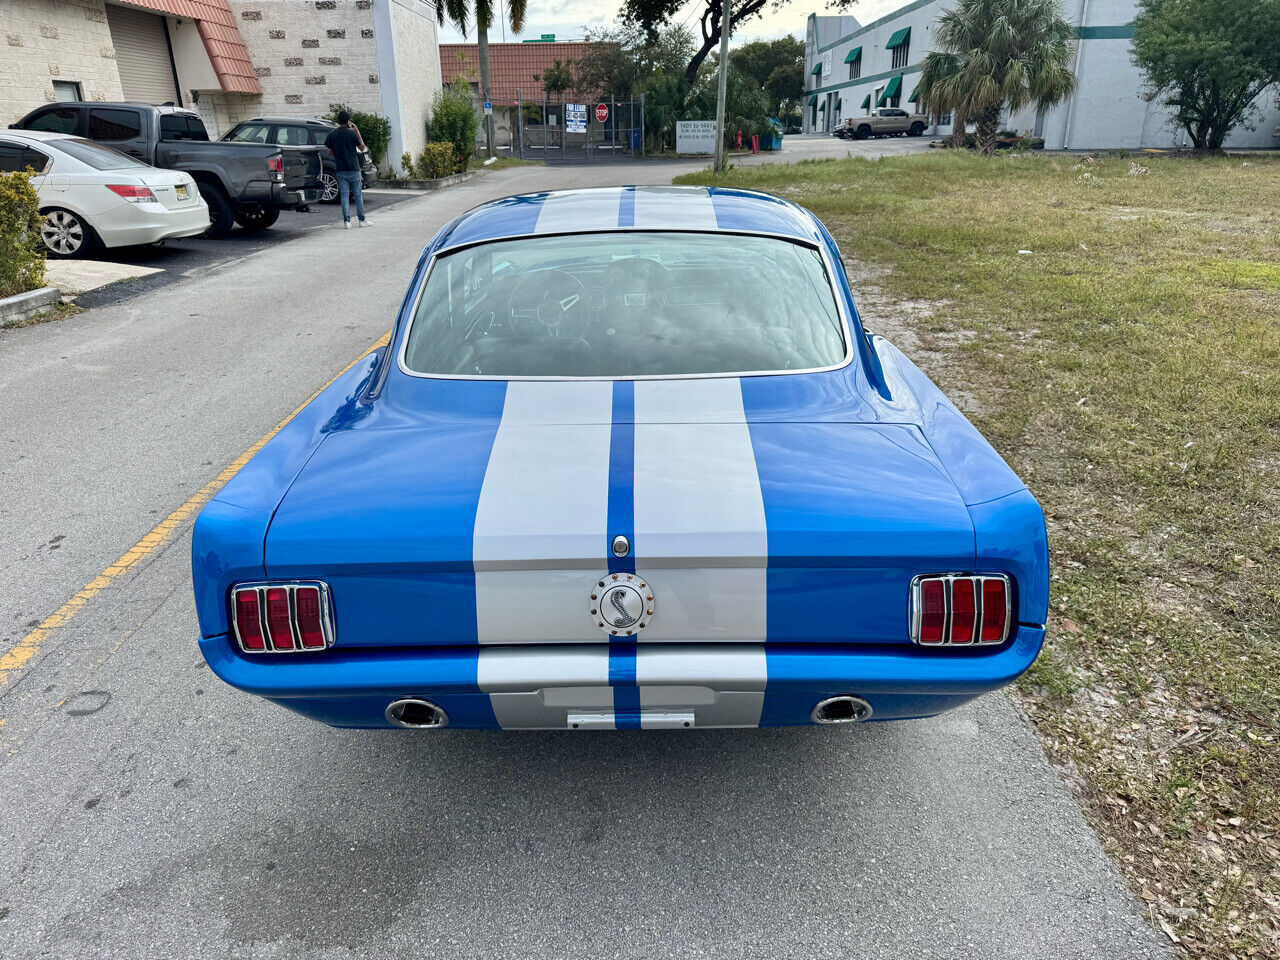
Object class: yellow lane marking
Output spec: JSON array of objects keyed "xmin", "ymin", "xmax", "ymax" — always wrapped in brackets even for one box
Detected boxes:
[{"xmin": 0, "ymin": 332, "xmax": 390, "ymax": 692}]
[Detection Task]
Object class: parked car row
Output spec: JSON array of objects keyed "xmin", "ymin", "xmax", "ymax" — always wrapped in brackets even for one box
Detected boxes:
[{"xmin": 2, "ymin": 102, "xmax": 372, "ymax": 259}]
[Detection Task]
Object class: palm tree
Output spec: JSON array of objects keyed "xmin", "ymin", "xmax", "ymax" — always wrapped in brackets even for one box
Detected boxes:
[
  {"xmin": 438, "ymin": 0, "xmax": 527, "ymax": 158},
  {"xmin": 915, "ymin": 0, "xmax": 1077, "ymax": 155}
]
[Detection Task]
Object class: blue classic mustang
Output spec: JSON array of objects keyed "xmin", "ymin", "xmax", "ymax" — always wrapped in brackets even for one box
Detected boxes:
[{"xmin": 192, "ymin": 185, "xmax": 1049, "ymax": 730}]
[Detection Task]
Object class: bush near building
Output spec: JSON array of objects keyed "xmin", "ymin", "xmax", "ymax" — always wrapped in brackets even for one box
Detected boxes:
[
  {"xmin": 429, "ymin": 79, "xmax": 479, "ymax": 171},
  {"xmin": 410, "ymin": 143, "xmax": 458, "ymax": 180},
  {"xmin": 0, "ymin": 170, "xmax": 46, "ymax": 300}
]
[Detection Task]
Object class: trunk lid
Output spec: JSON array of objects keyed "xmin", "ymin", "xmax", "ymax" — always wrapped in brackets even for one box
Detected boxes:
[{"xmin": 265, "ymin": 400, "xmax": 975, "ymax": 649}]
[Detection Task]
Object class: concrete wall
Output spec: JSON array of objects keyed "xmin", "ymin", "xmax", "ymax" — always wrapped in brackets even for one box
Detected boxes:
[
  {"xmin": 385, "ymin": 0, "xmax": 439, "ymax": 160},
  {"xmin": 0, "ymin": 0, "xmax": 124, "ymax": 125}
]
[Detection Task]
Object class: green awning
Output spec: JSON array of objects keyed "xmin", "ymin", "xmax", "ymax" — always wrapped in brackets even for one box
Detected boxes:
[
  {"xmin": 877, "ymin": 75, "xmax": 903, "ymax": 105},
  {"xmin": 844, "ymin": 46, "xmax": 862, "ymax": 63},
  {"xmin": 818, "ymin": 100, "xmax": 826, "ymax": 111},
  {"xmin": 808, "ymin": 94, "xmax": 818, "ymax": 106},
  {"xmin": 811, "ymin": 62, "xmax": 823, "ymax": 75},
  {"xmin": 886, "ymin": 26, "xmax": 911, "ymax": 49},
  {"xmin": 836, "ymin": 98, "xmax": 843, "ymax": 110},
  {"xmin": 908, "ymin": 89, "xmax": 919, "ymax": 103},
  {"xmin": 860, "ymin": 94, "xmax": 871, "ymax": 109}
]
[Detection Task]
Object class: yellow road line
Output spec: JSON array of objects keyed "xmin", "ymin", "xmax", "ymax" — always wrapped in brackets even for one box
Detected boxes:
[{"xmin": 0, "ymin": 332, "xmax": 390, "ymax": 691}]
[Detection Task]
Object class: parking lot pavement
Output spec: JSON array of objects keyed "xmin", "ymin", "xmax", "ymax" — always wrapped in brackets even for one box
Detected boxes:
[
  {"xmin": 0, "ymin": 160, "xmax": 1168, "ymax": 959},
  {"xmin": 735, "ymin": 131, "xmax": 936, "ymax": 165},
  {"xmin": 69, "ymin": 188, "xmax": 417, "ymax": 309}
]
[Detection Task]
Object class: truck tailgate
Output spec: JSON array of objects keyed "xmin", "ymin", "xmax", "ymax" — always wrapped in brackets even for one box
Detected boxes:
[{"xmin": 279, "ymin": 146, "xmax": 322, "ymax": 189}]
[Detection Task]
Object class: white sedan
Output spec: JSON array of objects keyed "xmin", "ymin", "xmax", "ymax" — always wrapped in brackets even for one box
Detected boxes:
[{"xmin": 0, "ymin": 129, "xmax": 209, "ymax": 258}]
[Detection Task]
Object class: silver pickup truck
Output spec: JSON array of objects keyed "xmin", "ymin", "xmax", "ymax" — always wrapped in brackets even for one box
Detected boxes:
[{"xmin": 835, "ymin": 108, "xmax": 929, "ymax": 139}]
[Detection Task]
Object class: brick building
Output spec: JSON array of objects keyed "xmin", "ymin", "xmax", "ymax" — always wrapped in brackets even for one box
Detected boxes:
[{"xmin": 0, "ymin": 0, "xmax": 441, "ymax": 163}]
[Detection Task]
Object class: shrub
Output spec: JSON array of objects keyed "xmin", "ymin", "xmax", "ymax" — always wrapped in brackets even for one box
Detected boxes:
[
  {"xmin": 325, "ymin": 104, "xmax": 392, "ymax": 165},
  {"xmin": 429, "ymin": 78, "xmax": 478, "ymax": 172},
  {"xmin": 413, "ymin": 142, "xmax": 456, "ymax": 180},
  {"xmin": 400, "ymin": 151, "xmax": 414, "ymax": 178},
  {"xmin": 0, "ymin": 170, "xmax": 45, "ymax": 299}
]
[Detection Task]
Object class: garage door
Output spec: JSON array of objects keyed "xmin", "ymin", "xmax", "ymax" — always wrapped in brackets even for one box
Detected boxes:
[{"xmin": 106, "ymin": 4, "xmax": 180, "ymax": 105}]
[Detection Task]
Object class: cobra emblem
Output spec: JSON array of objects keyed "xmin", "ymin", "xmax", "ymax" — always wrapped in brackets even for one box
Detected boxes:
[{"xmin": 610, "ymin": 590, "xmax": 635, "ymax": 627}]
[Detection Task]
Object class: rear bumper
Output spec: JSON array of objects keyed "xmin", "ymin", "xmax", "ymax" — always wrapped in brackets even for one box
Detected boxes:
[
  {"xmin": 199, "ymin": 625, "xmax": 1045, "ymax": 730},
  {"xmin": 270, "ymin": 184, "xmax": 321, "ymax": 206},
  {"xmin": 96, "ymin": 201, "xmax": 210, "ymax": 248}
]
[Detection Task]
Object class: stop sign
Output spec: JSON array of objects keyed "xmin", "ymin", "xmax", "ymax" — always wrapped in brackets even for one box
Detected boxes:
[{"xmin": 595, "ymin": 103, "xmax": 609, "ymax": 123}]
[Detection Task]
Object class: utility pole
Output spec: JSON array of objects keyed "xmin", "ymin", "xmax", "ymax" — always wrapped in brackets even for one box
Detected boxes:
[{"xmin": 712, "ymin": 0, "xmax": 732, "ymax": 173}]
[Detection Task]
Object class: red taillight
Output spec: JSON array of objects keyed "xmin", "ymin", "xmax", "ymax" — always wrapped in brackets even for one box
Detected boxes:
[
  {"xmin": 265, "ymin": 587, "xmax": 294, "ymax": 650},
  {"xmin": 234, "ymin": 591, "xmax": 265, "ymax": 651},
  {"xmin": 231, "ymin": 582, "xmax": 333, "ymax": 653},
  {"xmin": 919, "ymin": 579, "xmax": 945, "ymax": 643},
  {"xmin": 981, "ymin": 578, "xmax": 1008, "ymax": 643},
  {"xmin": 266, "ymin": 154, "xmax": 284, "ymax": 173},
  {"xmin": 913, "ymin": 574, "xmax": 1010, "ymax": 647},
  {"xmin": 295, "ymin": 586, "xmax": 326, "ymax": 648},
  {"xmin": 950, "ymin": 578, "xmax": 976, "ymax": 643},
  {"xmin": 106, "ymin": 184, "xmax": 156, "ymax": 202}
]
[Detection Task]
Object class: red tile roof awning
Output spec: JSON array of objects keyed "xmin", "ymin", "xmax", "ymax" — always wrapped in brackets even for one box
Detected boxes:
[
  {"xmin": 440, "ymin": 42, "xmax": 597, "ymax": 101},
  {"xmin": 117, "ymin": 0, "xmax": 261, "ymax": 94}
]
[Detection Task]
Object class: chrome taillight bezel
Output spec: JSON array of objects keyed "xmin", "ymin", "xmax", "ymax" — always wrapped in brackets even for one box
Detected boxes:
[
  {"xmin": 909, "ymin": 573, "xmax": 1011, "ymax": 646},
  {"xmin": 230, "ymin": 580, "xmax": 335, "ymax": 653}
]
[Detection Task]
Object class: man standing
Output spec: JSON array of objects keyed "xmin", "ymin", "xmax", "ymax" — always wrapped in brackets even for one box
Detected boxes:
[{"xmin": 324, "ymin": 111, "xmax": 369, "ymax": 229}]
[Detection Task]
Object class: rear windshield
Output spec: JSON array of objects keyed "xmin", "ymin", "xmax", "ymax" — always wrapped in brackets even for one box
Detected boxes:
[
  {"xmin": 47, "ymin": 138, "xmax": 146, "ymax": 170},
  {"xmin": 402, "ymin": 231, "xmax": 847, "ymax": 378}
]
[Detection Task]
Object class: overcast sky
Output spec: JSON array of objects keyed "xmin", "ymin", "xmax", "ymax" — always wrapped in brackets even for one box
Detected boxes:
[{"xmin": 435, "ymin": 0, "xmax": 905, "ymax": 45}]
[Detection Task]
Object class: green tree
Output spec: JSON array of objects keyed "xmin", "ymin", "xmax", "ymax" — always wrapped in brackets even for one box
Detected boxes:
[
  {"xmin": 622, "ymin": 0, "xmax": 788, "ymax": 83},
  {"xmin": 1132, "ymin": 0, "xmax": 1280, "ymax": 150},
  {"xmin": 325, "ymin": 104, "xmax": 392, "ymax": 164},
  {"xmin": 536, "ymin": 58, "xmax": 576, "ymax": 98},
  {"xmin": 732, "ymin": 36, "xmax": 804, "ymax": 116},
  {"xmin": 575, "ymin": 21, "xmax": 694, "ymax": 96},
  {"xmin": 913, "ymin": 0, "xmax": 1077, "ymax": 155},
  {"xmin": 436, "ymin": 0, "xmax": 526, "ymax": 157},
  {"xmin": 687, "ymin": 58, "xmax": 771, "ymax": 145},
  {"xmin": 764, "ymin": 61, "xmax": 804, "ymax": 123}
]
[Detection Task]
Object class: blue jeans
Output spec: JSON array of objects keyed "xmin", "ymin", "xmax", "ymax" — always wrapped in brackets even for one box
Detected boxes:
[{"xmin": 337, "ymin": 170, "xmax": 364, "ymax": 223}]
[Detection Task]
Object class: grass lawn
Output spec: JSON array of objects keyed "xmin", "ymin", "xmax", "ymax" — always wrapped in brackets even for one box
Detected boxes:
[{"xmin": 677, "ymin": 151, "xmax": 1280, "ymax": 958}]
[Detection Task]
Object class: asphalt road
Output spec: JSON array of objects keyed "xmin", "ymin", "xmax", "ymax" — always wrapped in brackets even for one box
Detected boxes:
[{"xmin": 0, "ymin": 155, "xmax": 1168, "ymax": 959}]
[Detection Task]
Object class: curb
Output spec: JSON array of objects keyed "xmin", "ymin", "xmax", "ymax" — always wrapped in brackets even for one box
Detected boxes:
[
  {"xmin": 373, "ymin": 170, "xmax": 480, "ymax": 192},
  {"xmin": 0, "ymin": 286, "xmax": 61, "ymax": 324}
]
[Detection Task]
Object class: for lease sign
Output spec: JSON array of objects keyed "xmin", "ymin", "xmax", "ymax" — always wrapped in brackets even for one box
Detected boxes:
[{"xmin": 675, "ymin": 120, "xmax": 716, "ymax": 155}]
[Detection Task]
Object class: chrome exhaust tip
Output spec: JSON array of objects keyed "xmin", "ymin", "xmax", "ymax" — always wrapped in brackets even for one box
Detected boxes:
[
  {"xmin": 385, "ymin": 698, "xmax": 449, "ymax": 729},
  {"xmin": 811, "ymin": 695, "xmax": 873, "ymax": 725}
]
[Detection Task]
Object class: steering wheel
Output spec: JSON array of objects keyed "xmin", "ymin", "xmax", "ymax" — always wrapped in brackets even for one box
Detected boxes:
[{"xmin": 509, "ymin": 269, "xmax": 589, "ymax": 334}]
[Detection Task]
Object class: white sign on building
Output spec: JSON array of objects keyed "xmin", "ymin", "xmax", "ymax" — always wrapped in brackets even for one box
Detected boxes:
[
  {"xmin": 565, "ymin": 103, "xmax": 587, "ymax": 133},
  {"xmin": 675, "ymin": 119, "xmax": 717, "ymax": 154},
  {"xmin": 822, "ymin": 50, "xmax": 832, "ymax": 77}
]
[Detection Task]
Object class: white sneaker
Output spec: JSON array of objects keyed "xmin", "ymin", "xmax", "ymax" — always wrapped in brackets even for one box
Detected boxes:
[
  {"xmin": 344, "ymin": 220, "xmax": 351, "ymax": 230},
  {"xmin": 358, "ymin": 218, "xmax": 370, "ymax": 227}
]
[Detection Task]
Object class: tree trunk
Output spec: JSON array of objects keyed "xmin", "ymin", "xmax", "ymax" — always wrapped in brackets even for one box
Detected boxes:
[
  {"xmin": 477, "ymin": 27, "xmax": 494, "ymax": 158},
  {"xmin": 950, "ymin": 116, "xmax": 967, "ymax": 148},
  {"xmin": 974, "ymin": 106, "xmax": 1001, "ymax": 156}
]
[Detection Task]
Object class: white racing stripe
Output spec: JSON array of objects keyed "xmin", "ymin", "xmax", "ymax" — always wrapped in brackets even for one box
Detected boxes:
[
  {"xmin": 633, "ymin": 185, "xmax": 718, "ymax": 230},
  {"xmin": 478, "ymin": 645, "xmax": 613, "ymax": 729},
  {"xmin": 473, "ymin": 381, "xmax": 612, "ymax": 645},
  {"xmin": 632, "ymin": 378, "xmax": 769, "ymax": 644},
  {"xmin": 533, "ymin": 187, "xmax": 625, "ymax": 234}
]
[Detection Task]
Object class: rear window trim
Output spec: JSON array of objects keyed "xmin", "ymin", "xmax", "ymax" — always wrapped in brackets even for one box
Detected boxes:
[{"xmin": 394, "ymin": 227, "xmax": 857, "ymax": 382}]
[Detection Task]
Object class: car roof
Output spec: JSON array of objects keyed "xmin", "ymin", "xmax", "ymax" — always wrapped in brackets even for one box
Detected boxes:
[
  {"xmin": 239, "ymin": 117, "xmax": 334, "ymax": 126},
  {"xmin": 0, "ymin": 129, "xmax": 77, "ymax": 142},
  {"xmin": 433, "ymin": 186, "xmax": 824, "ymax": 253}
]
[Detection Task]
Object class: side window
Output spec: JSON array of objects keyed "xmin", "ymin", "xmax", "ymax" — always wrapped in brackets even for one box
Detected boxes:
[
  {"xmin": 160, "ymin": 113, "xmax": 190, "ymax": 140},
  {"xmin": 186, "ymin": 116, "xmax": 210, "ymax": 141},
  {"xmin": 307, "ymin": 127, "xmax": 327, "ymax": 146},
  {"xmin": 0, "ymin": 143, "xmax": 25, "ymax": 172},
  {"xmin": 88, "ymin": 108, "xmax": 142, "ymax": 141},
  {"xmin": 227, "ymin": 123, "xmax": 270, "ymax": 143},
  {"xmin": 25, "ymin": 107, "xmax": 79, "ymax": 134},
  {"xmin": 270, "ymin": 125, "xmax": 305, "ymax": 146},
  {"xmin": 21, "ymin": 147, "xmax": 51, "ymax": 173}
]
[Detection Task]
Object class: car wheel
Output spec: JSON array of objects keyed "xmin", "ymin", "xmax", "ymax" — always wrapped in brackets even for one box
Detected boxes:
[
  {"xmin": 855, "ymin": 125, "xmax": 871, "ymax": 140},
  {"xmin": 233, "ymin": 206, "xmax": 281, "ymax": 231},
  {"xmin": 197, "ymin": 181, "xmax": 235, "ymax": 238},
  {"xmin": 39, "ymin": 208, "xmax": 99, "ymax": 259},
  {"xmin": 319, "ymin": 170, "xmax": 339, "ymax": 203}
]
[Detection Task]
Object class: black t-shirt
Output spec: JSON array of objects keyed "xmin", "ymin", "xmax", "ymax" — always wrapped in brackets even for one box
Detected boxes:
[{"xmin": 324, "ymin": 126, "xmax": 362, "ymax": 172}]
